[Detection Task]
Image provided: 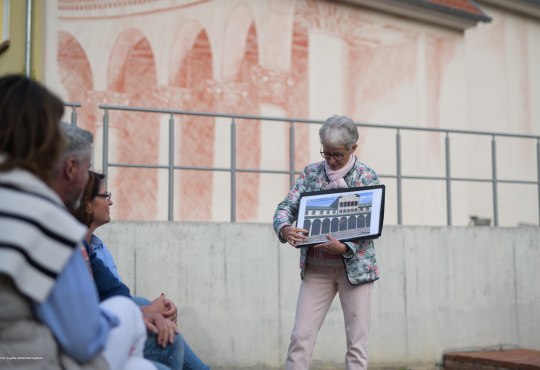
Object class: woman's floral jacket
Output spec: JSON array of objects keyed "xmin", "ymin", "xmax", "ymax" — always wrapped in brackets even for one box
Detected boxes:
[{"xmin": 273, "ymin": 158, "xmax": 380, "ymax": 285}]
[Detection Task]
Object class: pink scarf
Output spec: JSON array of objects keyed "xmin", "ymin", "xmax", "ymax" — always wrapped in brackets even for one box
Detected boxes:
[{"xmin": 323, "ymin": 155, "xmax": 355, "ymax": 190}]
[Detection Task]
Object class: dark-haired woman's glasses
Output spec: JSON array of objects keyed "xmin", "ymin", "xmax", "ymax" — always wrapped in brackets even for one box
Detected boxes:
[
  {"xmin": 320, "ymin": 151, "xmax": 345, "ymax": 162},
  {"xmin": 95, "ymin": 192, "xmax": 112, "ymax": 201}
]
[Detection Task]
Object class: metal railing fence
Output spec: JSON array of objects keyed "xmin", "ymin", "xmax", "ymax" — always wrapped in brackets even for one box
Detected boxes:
[
  {"xmin": 64, "ymin": 102, "xmax": 81, "ymax": 126},
  {"xmin": 66, "ymin": 103, "xmax": 540, "ymax": 226}
]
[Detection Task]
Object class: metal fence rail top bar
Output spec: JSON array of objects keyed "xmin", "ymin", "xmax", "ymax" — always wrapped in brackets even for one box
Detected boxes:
[
  {"xmin": 98, "ymin": 103, "xmax": 540, "ymax": 140},
  {"xmin": 64, "ymin": 102, "xmax": 82, "ymax": 107}
]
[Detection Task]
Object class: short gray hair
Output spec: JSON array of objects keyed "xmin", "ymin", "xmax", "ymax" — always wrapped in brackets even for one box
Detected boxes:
[
  {"xmin": 59, "ymin": 122, "xmax": 93, "ymax": 161},
  {"xmin": 319, "ymin": 115, "xmax": 359, "ymax": 149}
]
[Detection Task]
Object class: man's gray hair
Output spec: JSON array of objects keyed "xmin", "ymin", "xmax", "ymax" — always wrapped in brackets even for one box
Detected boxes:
[
  {"xmin": 59, "ymin": 122, "xmax": 93, "ymax": 160},
  {"xmin": 319, "ymin": 115, "xmax": 359, "ymax": 149}
]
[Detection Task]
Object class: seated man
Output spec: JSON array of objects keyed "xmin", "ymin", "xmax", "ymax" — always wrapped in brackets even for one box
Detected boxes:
[
  {"xmin": 73, "ymin": 169, "xmax": 211, "ymax": 370},
  {"xmin": 0, "ymin": 74, "xmax": 157, "ymax": 370}
]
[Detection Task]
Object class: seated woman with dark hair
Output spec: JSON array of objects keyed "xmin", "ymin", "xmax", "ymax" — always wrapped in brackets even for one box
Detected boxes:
[{"xmin": 74, "ymin": 170, "xmax": 210, "ymax": 370}]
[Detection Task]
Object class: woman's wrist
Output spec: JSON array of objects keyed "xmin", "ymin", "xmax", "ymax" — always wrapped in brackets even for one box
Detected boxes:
[
  {"xmin": 341, "ymin": 242, "xmax": 354, "ymax": 258},
  {"xmin": 279, "ymin": 225, "xmax": 290, "ymax": 240}
]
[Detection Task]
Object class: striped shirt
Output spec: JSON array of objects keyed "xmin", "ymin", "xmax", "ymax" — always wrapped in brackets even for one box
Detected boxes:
[{"xmin": 0, "ymin": 168, "xmax": 86, "ymax": 303}]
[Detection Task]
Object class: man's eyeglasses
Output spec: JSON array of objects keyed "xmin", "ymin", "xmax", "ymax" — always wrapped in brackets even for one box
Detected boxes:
[
  {"xmin": 95, "ymin": 192, "xmax": 112, "ymax": 201},
  {"xmin": 320, "ymin": 149, "xmax": 345, "ymax": 162}
]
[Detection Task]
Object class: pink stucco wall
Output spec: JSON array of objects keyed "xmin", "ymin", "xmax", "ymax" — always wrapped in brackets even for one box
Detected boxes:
[{"xmin": 50, "ymin": 0, "xmax": 540, "ymax": 226}]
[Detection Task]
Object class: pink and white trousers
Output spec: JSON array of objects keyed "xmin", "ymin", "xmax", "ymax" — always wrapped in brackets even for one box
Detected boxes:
[{"xmin": 285, "ymin": 264, "xmax": 373, "ymax": 370}]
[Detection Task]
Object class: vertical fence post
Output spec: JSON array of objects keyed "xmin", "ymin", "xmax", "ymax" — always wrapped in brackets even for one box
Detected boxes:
[
  {"xmin": 445, "ymin": 132, "xmax": 452, "ymax": 226},
  {"xmin": 70, "ymin": 106, "xmax": 77, "ymax": 126},
  {"xmin": 492, "ymin": 135, "xmax": 498, "ymax": 226},
  {"xmin": 231, "ymin": 118, "xmax": 237, "ymax": 222},
  {"xmin": 396, "ymin": 129, "xmax": 403, "ymax": 225},
  {"xmin": 537, "ymin": 139, "xmax": 540, "ymax": 226},
  {"xmin": 24, "ymin": 0, "xmax": 32, "ymax": 77},
  {"xmin": 102, "ymin": 109, "xmax": 109, "ymax": 180},
  {"xmin": 168, "ymin": 114, "xmax": 175, "ymax": 221},
  {"xmin": 289, "ymin": 121, "xmax": 295, "ymax": 189}
]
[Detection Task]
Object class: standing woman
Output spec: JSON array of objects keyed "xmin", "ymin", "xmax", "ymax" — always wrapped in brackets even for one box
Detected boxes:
[{"xmin": 273, "ymin": 115, "xmax": 380, "ymax": 370}]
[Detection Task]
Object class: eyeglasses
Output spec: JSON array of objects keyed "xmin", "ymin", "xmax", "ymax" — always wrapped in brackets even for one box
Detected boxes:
[
  {"xmin": 95, "ymin": 192, "xmax": 112, "ymax": 201},
  {"xmin": 320, "ymin": 148, "xmax": 345, "ymax": 162}
]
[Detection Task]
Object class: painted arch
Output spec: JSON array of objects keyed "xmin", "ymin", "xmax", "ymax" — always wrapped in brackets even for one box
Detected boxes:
[{"xmin": 106, "ymin": 28, "xmax": 159, "ymax": 220}]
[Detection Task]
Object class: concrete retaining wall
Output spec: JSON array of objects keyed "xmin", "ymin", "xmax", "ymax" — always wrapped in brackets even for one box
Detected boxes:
[{"xmin": 99, "ymin": 223, "xmax": 540, "ymax": 369}]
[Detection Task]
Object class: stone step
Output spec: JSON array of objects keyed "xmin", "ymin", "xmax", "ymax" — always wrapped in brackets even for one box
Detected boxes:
[{"xmin": 443, "ymin": 349, "xmax": 540, "ymax": 370}]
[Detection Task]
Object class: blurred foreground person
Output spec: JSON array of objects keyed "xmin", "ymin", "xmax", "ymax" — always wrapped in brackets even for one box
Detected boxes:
[{"xmin": 0, "ymin": 74, "xmax": 158, "ymax": 370}]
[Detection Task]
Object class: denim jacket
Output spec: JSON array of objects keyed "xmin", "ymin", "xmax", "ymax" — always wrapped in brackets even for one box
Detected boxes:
[{"xmin": 273, "ymin": 157, "xmax": 380, "ymax": 285}]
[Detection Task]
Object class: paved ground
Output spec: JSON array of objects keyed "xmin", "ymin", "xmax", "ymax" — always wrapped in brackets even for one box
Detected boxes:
[{"xmin": 207, "ymin": 349, "xmax": 540, "ymax": 370}]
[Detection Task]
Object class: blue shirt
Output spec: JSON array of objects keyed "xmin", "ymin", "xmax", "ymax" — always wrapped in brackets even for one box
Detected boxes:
[
  {"xmin": 90, "ymin": 234, "xmax": 122, "ymax": 281},
  {"xmin": 33, "ymin": 249, "xmax": 119, "ymax": 362},
  {"xmin": 83, "ymin": 239, "xmax": 131, "ymax": 301}
]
